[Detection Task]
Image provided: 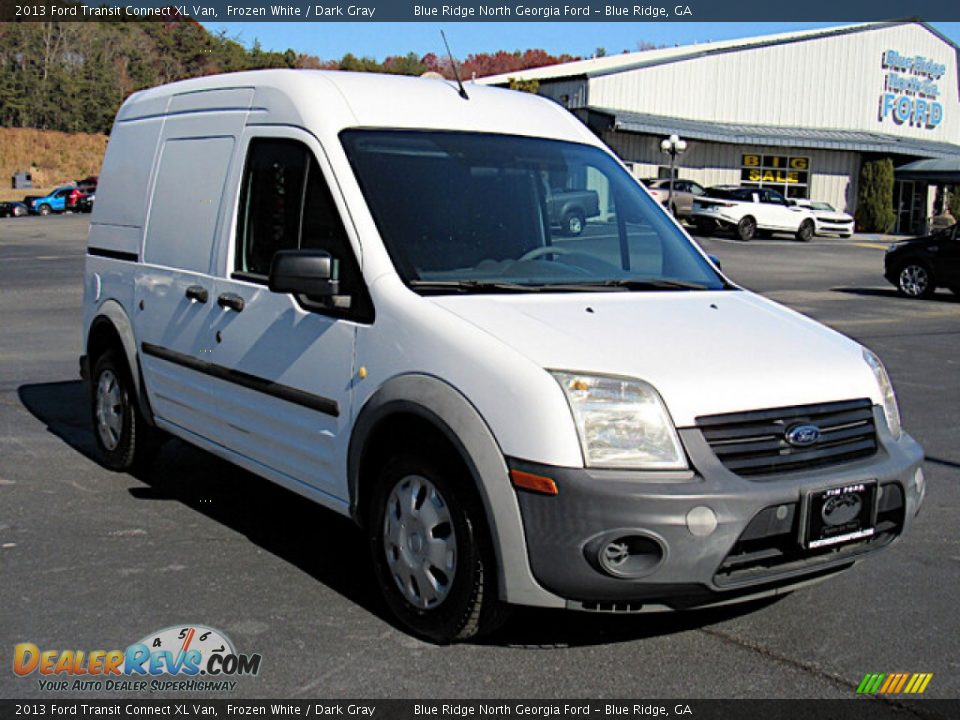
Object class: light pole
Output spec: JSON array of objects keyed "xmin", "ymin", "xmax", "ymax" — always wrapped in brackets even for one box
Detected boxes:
[{"xmin": 660, "ymin": 134, "xmax": 688, "ymax": 215}]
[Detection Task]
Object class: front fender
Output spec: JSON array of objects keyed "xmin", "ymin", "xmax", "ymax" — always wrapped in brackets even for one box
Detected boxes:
[{"xmin": 348, "ymin": 373, "xmax": 563, "ymax": 608}]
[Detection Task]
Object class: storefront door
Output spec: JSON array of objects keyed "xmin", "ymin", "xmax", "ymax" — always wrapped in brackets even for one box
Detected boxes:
[{"xmin": 894, "ymin": 180, "xmax": 927, "ymax": 235}]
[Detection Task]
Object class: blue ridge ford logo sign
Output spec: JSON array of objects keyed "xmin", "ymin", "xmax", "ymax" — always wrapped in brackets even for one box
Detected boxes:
[{"xmin": 785, "ymin": 423, "xmax": 821, "ymax": 447}]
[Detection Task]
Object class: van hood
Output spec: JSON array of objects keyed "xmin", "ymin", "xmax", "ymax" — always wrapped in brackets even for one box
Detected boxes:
[{"xmin": 429, "ymin": 290, "xmax": 878, "ymax": 427}]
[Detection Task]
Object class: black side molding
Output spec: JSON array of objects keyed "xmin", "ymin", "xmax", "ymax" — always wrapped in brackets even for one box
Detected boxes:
[
  {"xmin": 141, "ymin": 342, "xmax": 340, "ymax": 418},
  {"xmin": 88, "ymin": 247, "xmax": 139, "ymax": 262}
]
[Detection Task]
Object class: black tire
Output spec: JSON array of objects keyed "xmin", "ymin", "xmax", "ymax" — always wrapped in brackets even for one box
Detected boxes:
[
  {"xmin": 896, "ymin": 261, "xmax": 936, "ymax": 299},
  {"xmin": 563, "ymin": 211, "xmax": 585, "ymax": 236},
  {"xmin": 368, "ymin": 453, "xmax": 510, "ymax": 643},
  {"xmin": 795, "ymin": 219, "xmax": 815, "ymax": 242},
  {"xmin": 90, "ymin": 350, "xmax": 162, "ymax": 471},
  {"xmin": 38, "ymin": 204, "xmax": 51, "ymax": 216},
  {"xmin": 694, "ymin": 219, "xmax": 716, "ymax": 236},
  {"xmin": 737, "ymin": 216, "xmax": 757, "ymax": 241}
]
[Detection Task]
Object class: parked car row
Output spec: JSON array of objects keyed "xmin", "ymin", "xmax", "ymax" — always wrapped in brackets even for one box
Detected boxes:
[
  {"xmin": 641, "ymin": 180, "xmax": 855, "ymax": 241},
  {"xmin": 6, "ymin": 176, "xmax": 97, "ymax": 218}
]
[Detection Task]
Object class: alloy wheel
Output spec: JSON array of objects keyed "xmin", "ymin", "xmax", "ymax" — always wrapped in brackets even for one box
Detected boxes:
[{"xmin": 899, "ymin": 264, "xmax": 930, "ymax": 297}]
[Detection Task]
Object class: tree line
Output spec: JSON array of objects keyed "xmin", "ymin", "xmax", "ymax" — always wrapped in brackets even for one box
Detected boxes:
[{"xmin": 0, "ymin": 20, "xmax": 578, "ymax": 135}]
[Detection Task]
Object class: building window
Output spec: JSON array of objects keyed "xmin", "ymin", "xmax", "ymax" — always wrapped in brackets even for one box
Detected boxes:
[{"xmin": 740, "ymin": 154, "xmax": 810, "ymax": 199}]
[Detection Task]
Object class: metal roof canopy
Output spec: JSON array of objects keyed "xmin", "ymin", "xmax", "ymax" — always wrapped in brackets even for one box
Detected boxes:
[
  {"xmin": 894, "ymin": 157, "xmax": 960, "ymax": 182},
  {"xmin": 480, "ymin": 20, "xmax": 960, "ymax": 101},
  {"xmin": 590, "ymin": 107, "xmax": 960, "ymax": 160}
]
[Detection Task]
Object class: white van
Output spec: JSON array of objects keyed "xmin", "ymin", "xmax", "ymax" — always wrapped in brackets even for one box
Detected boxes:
[{"xmin": 82, "ymin": 70, "xmax": 924, "ymax": 643}]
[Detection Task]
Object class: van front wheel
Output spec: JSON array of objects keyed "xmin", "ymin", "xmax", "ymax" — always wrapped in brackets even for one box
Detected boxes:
[{"xmin": 368, "ymin": 454, "xmax": 508, "ymax": 643}]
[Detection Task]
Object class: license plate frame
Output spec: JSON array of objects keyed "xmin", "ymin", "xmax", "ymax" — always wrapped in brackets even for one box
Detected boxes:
[{"xmin": 801, "ymin": 481, "xmax": 878, "ymax": 550}]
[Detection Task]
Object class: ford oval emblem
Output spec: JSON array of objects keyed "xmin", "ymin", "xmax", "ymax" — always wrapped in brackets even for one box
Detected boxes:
[
  {"xmin": 785, "ymin": 423, "xmax": 821, "ymax": 447},
  {"xmin": 821, "ymin": 493, "xmax": 862, "ymax": 526}
]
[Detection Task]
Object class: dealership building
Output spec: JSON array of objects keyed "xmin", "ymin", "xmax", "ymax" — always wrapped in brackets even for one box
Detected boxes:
[{"xmin": 479, "ymin": 21, "xmax": 960, "ymax": 234}]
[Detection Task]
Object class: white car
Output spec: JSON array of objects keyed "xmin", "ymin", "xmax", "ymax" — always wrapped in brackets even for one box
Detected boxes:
[
  {"xmin": 792, "ymin": 199, "xmax": 855, "ymax": 238},
  {"xmin": 81, "ymin": 70, "xmax": 924, "ymax": 643},
  {"xmin": 692, "ymin": 185, "xmax": 817, "ymax": 241}
]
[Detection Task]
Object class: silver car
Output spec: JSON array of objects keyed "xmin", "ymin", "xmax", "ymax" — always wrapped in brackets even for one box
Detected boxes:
[{"xmin": 643, "ymin": 178, "xmax": 706, "ymax": 219}]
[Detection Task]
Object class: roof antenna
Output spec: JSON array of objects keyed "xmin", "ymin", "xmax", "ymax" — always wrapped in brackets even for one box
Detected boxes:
[{"xmin": 441, "ymin": 30, "xmax": 469, "ymax": 100}]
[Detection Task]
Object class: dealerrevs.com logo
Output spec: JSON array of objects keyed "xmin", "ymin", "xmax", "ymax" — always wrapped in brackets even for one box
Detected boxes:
[{"xmin": 13, "ymin": 625, "xmax": 262, "ymax": 693}]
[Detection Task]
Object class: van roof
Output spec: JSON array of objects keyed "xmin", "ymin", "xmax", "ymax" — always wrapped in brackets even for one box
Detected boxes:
[{"xmin": 116, "ymin": 70, "xmax": 597, "ymax": 146}]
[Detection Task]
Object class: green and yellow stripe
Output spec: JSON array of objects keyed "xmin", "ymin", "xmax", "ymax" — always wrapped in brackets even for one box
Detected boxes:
[{"xmin": 857, "ymin": 673, "xmax": 933, "ymax": 694}]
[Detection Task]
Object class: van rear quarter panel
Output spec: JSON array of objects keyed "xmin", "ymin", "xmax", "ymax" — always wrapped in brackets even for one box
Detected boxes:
[{"xmin": 84, "ymin": 114, "xmax": 165, "ymax": 354}]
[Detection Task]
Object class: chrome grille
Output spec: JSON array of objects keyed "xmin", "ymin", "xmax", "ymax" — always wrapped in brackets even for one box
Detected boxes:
[{"xmin": 696, "ymin": 399, "xmax": 878, "ymax": 477}]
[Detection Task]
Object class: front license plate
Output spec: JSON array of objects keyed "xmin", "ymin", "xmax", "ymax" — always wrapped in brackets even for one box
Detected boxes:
[{"xmin": 803, "ymin": 481, "xmax": 877, "ymax": 549}]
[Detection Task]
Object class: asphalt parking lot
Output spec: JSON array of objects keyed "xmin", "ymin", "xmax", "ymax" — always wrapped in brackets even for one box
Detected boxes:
[{"xmin": 1, "ymin": 215, "xmax": 958, "ymax": 706}]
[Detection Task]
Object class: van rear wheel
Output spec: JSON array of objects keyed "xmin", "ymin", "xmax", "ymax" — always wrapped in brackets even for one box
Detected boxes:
[
  {"xmin": 91, "ymin": 350, "xmax": 162, "ymax": 471},
  {"xmin": 368, "ymin": 453, "xmax": 509, "ymax": 643}
]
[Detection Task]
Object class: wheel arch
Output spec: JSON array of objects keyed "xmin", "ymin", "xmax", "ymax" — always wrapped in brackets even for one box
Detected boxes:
[
  {"xmin": 348, "ymin": 373, "xmax": 562, "ymax": 608},
  {"xmin": 86, "ymin": 302, "xmax": 155, "ymax": 426}
]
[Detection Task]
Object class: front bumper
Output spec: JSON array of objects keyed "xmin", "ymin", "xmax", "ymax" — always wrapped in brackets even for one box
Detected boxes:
[
  {"xmin": 816, "ymin": 220, "xmax": 854, "ymax": 235},
  {"xmin": 511, "ymin": 409, "xmax": 923, "ymax": 611},
  {"xmin": 691, "ymin": 209, "xmax": 737, "ymax": 227}
]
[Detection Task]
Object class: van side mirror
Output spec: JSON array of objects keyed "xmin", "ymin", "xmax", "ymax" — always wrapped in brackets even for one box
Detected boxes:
[{"xmin": 268, "ymin": 250, "xmax": 339, "ymax": 298}]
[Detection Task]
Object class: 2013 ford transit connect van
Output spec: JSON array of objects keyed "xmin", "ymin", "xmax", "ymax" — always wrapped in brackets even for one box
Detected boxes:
[{"xmin": 81, "ymin": 70, "xmax": 925, "ymax": 643}]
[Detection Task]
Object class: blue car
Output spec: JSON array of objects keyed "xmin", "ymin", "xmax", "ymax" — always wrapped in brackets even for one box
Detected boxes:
[{"xmin": 27, "ymin": 185, "xmax": 75, "ymax": 215}]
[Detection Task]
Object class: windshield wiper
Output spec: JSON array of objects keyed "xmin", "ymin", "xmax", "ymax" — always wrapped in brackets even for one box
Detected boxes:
[
  {"xmin": 408, "ymin": 280, "xmax": 544, "ymax": 294},
  {"xmin": 541, "ymin": 279, "xmax": 711, "ymax": 291},
  {"xmin": 409, "ymin": 278, "xmax": 716, "ymax": 294},
  {"xmin": 604, "ymin": 278, "xmax": 709, "ymax": 290}
]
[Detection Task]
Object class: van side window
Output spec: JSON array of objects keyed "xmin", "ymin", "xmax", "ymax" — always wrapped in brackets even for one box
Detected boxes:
[
  {"xmin": 235, "ymin": 138, "xmax": 372, "ymax": 321},
  {"xmin": 300, "ymin": 156, "xmax": 364, "ymax": 299},
  {"xmin": 236, "ymin": 139, "xmax": 309, "ymax": 276}
]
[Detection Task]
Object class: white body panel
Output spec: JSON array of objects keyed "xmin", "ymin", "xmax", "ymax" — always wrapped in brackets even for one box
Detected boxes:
[
  {"xmin": 427, "ymin": 291, "xmax": 883, "ymax": 430},
  {"xmin": 82, "ymin": 70, "xmax": 904, "ymax": 608},
  {"xmin": 84, "ymin": 67, "xmax": 881, "ymax": 480}
]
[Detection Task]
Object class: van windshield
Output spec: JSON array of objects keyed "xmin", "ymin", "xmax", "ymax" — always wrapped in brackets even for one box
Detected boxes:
[{"xmin": 340, "ymin": 130, "xmax": 728, "ymax": 294}]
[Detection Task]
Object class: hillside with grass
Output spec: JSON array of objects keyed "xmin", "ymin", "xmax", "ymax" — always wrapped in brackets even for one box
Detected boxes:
[
  {"xmin": 0, "ymin": 127, "xmax": 106, "ymax": 201},
  {"xmin": 0, "ymin": 20, "xmax": 580, "ymax": 201},
  {"xmin": 0, "ymin": 21, "xmax": 577, "ymax": 137}
]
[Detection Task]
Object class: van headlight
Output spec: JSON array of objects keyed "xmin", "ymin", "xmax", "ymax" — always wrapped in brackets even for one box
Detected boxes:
[
  {"xmin": 863, "ymin": 349, "xmax": 902, "ymax": 440},
  {"xmin": 551, "ymin": 372, "xmax": 687, "ymax": 469}
]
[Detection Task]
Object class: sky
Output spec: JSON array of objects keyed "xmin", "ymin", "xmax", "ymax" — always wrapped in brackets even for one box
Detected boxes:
[{"xmin": 200, "ymin": 21, "xmax": 960, "ymax": 62}]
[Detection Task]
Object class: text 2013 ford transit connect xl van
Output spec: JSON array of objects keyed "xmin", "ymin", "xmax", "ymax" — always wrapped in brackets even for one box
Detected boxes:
[{"xmin": 82, "ymin": 70, "xmax": 925, "ymax": 643}]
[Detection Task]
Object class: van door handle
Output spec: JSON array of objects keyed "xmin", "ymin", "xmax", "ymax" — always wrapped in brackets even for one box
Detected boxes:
[
  {"xmin": 185, "ymin": 285, "xmax": 208, "ymax": 303},
  {"xmin": 217, "ymin": 293, "xmax": 245, "ymax": 312}
]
